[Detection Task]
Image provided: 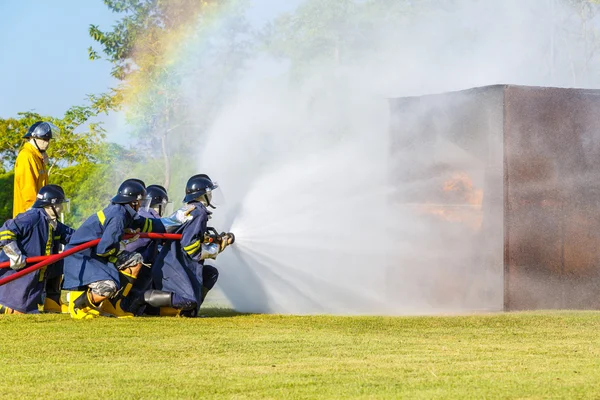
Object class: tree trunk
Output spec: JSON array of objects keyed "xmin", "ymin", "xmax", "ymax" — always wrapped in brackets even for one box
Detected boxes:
[{"xmin": 161, "ymin": 129, "xmax": 170, "ymax": 189}]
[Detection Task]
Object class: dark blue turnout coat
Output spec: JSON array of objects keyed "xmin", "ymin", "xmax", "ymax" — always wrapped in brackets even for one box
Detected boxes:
[
  {"xmin": 122, "ymin": 208, "xmax": 162, "ymax": 306},
  {"xmin": 152, "ymin": 201, "xmax": 209, "ymax": 309},
  {"xmin": 63, "ymin": 203, "xmax": 165, "ymax": 290},
  {"xmin": 0, "ymin": 208, "xmax": 74, "ymax": 313}
]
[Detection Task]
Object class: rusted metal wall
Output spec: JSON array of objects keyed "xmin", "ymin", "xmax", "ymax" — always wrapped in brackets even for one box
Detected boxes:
[
  {"xmin": 504, "ymin": 86, "xmax": 600, "ymax": 310},
  {"xmin": 389, "ymin": 85, "xmax": 600, "ymax": 311},
  {"xmin": 388, "ymin": 86, "xmax": 505, "ymax": 311}
]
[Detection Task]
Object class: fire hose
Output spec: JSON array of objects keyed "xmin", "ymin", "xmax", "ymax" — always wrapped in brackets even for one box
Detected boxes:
[{"xmin": 0, "ymin": 233, "xmax": 182, "ymax": 287}]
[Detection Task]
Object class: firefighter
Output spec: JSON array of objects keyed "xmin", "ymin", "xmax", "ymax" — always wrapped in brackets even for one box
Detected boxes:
[
  {"xmin": 121, "ymin": 184, "xmax": 171, "ymax": 314},
  {"xmin": 63, "ymin": 180, "xmax": 192, "ymax": 319},
  {"xmin": 43, "ymin": 184, "xmax": 70, "ymax": 313},
  {"xmin": 13, "ymin": 121, "xmax": 58, "ymax": 217},
  {"xmin": 0, "ymin": 184, "xmax": 73, "ymax": 314},
  {"xmin": 144, "ymin": 174, "xmax": 232, "ymax": 317}
]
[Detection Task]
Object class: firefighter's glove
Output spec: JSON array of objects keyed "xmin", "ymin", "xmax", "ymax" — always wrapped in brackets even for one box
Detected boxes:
[
  {"xmin": 120, "ymin": 229, "xmax": 141, "ymax": 251},
  {"xmin": 173, "ymin": 204, "xmax": 195, "ymax": 223},
  {"xmin": 200, "ymin": 243, "xmax": 220, "ymax": 260},
  {"xmin": 218, "ymin": 233, "xmax": 234, "ymax": 253},
  {"xmin": 218, "ymin": 237, "xmax": 229, "ymax": 253},
  {"xmin": 113, "ymin": 250, "xmax": 144, "ymax": 271},
  {"xmin": 4, "ymin": 242, "xmax": 26, "ymax": 270},
  {"xmin": 161, "ymin": 205, "xmax": 196, "ymax": 233}
]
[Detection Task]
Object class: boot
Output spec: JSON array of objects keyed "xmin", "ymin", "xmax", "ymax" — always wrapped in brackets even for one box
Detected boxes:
[
  {"xmin": 69, "ymin": 290, "xmax": 101, "ymax": 320},
  {"xmin": 60, "ymin": 290, "xmax": 71, "ymax": 314},
  {"xmin": 43, "ymin": 296, "xmax": 67, "ymax": 313},
  {"xmin": 159, "ymin": 307, "xmax": 181, "ymax": 317},
  {"xmin": 0, "ymin": 304, "xmax": 22, "ymax": 314},
  {"xmin": 143, "ymin": 290, "xmax": 180, "ymax": 317},
  {"xmin": 99, "ymin": 271, "xmax": 137, "ymax": 318},
  {"xmin": 44, "ymin": 276, "xmax": 67, "ymax": 313}
]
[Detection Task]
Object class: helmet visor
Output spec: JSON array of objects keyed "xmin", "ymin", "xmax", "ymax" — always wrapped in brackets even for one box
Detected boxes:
[
  {"xmin": 163, "ymin": 201, "xmax": 174, "ymax": 216},
  {"xmin": 205, "ymin": 183, "xmax": 225, "ymax": 206},
  {"xmin": 34, "ymin": 122, "xmax": 60, "ymax": 139},
  {"xmin": 141, "ymin": 197, "xmax": 172, "ymax": 216},
  {"xmin": 51, "ymin": 199, "xmax": 70, "ymax": 216},
  {"xmin": 140, "ymin": 197, "xmax": 153, "ymax": 213}
]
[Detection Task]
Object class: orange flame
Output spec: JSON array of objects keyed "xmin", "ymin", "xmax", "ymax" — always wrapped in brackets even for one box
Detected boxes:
[{"xmin": 419, "ymin": 172, "xmax": 483, "ymax": 231}]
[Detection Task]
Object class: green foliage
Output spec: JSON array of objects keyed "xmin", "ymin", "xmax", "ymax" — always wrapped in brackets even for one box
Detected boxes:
[
  {"xmin": 265, "ymin": 0, "xmax": 435, "ymax": 79},
  {"xmin": 0, "ymin": 119, "xmax": 24, "ymax": 170},
  {"xmin": 49, "ymin": 163, "xmax": 114, "ymax": 227},
  {"xmin": 49, "ymin": 145, "xmax": 173, "ymax": 228},
  {"xmin": 0, "ymin": 171, "xmax": 14, "ymax": 225},
  {"xmin": 0, "ymin": 106, "xmax": 109, "ymax": 173},
  {"xmin": 90, "ymin": 0, "xmax": 253, "ymax": 187}
]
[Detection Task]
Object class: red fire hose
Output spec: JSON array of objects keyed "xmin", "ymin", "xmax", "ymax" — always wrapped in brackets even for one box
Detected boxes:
[{"xmin": 0, "ymin": 233, "xmax": 182, "ymax": 287}]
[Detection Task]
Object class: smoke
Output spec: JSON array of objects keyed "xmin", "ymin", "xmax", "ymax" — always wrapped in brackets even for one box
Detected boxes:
[{"xmin": 164, "ymin": 0, "xmax": 600, "ymax": 314}]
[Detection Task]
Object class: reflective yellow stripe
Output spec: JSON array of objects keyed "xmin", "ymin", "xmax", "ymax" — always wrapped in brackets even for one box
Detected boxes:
[
  {"xmin": 0, "ymin": 231, "xmax": 15, "ymax": 237},
  {"xmin": 45, "ymin": 225, "xmax": 53, "ymax": 256},
  {"xmin": 0, "ymin": 235, "xmax": 16, "ymax": 241},
  {"xmin": 147, "ymin": 219, "xmax": 152, "ymax": 233},
  {"xmin": 97, "ymin": 210, "xmax": 106, "ymax": 226},
  {"xmin": 183, "ymin": 240, "xmax": 201, "ymax": 252},
  {"xmin": 142, "ymin": 219, "xmax": 149, "ymax": 233},
  {"xmin": 53, "ymin": 236, "xmax": 61, "ymax": 240},
  {"xmin": 97, "ymin": 248, "xmax": 117, "ymax": 257},
  {"xmin": 123, "ymin": 283, "xmax": 133, "ymax": 297}
]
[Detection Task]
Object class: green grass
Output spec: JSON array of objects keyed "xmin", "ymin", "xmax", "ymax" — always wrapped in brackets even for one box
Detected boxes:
[{"xmin": 1, "ymin": 310, "xmax": 600, "ymax": 399}]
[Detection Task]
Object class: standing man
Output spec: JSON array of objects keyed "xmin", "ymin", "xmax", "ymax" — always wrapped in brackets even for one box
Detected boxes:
[{"xmin": 13, "ymin": 121, "xmax": 58, "ymax": 217}]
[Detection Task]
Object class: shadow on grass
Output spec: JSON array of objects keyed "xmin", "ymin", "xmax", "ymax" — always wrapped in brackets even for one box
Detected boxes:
[{"xmin": 196, "ymin": 307, "xmax": 256, "ymax": 318}]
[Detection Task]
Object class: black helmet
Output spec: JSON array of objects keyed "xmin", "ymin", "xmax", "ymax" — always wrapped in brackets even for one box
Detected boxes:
[
  {"xmin": 22, "ymin": 121, "xmax": 59, "ymax": 140},
  {"xmin": 32, "ymin": 184, "xmax": 68, "ymax": 208},
  {"xmin": 184, "ymin": 174, "xmax": 218, "ymax": 203},
  {"xmin": 146, "ymin": 185, "xmax": 168, "ymax": 206},
  {"xmin": 112, "ymin": 180, "xmax": 147, "ymax": 204},
  {"xmin": 122, "ymin": 178, "xmax": 146, "ymax": 188}
]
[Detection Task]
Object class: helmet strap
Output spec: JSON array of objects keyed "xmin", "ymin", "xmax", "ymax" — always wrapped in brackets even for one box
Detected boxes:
[
  {"xmin": 51, "ymin": 206, "xmax": 59, "ymax": 220},
  {"xmin": 204, "ymin": 194, "xmax": 216, "ymax": 209},
  {"xmin": 44, "ymin": 205, "xmax": 59, "ymax": 221},
  {"xmin": 31, "ymin": 138, "xmax": 45, "ymax": 154}
]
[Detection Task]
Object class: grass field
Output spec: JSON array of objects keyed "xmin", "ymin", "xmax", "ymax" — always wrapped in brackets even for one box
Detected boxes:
[{"xmin": 1, "ymin": 310, "xmax": 600, "ymax": 399}]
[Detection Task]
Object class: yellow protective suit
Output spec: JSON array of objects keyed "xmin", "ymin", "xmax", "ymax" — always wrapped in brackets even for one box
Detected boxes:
[{"xmin": 13, "ymin": 142, "xmax": 48, "ymax": 217}]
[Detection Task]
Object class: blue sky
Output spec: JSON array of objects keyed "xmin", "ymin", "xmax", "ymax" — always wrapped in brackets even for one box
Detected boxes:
[
  {"xmin": 0, "ymin": 1, "xmax": 117, "ymax": 117},
  {"xmin": 0, "ymin": 0, "xmax": 299, "ymax": 144}
]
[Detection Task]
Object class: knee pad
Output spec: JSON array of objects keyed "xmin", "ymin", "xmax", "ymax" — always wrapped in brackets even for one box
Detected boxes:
[
  {"xmin": 89, "ymin": 280, "xmax": 118, "ymax": 298},
  {"xmin": 202, "ymin": 265, "xmax": 219, "ymax": 291}
]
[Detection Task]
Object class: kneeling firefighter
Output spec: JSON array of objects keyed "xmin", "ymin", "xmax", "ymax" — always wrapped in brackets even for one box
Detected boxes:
[
  {"xmin": 145, "ymin": 174, "xmax": 234, "ymax": 317},
  {"xmin": 63, "ymin": 180, "xmax": 193, "ymax": 319},
  {"xmin": 120, "ymin": 184, "xmax": 171, "ymax": 315},
  {"xmin": 0, "ymin": 184, "xmax": 74, "ymax": 314}
]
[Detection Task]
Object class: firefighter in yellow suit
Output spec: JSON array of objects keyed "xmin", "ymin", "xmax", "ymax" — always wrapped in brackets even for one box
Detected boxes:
[{"xmin": 13, "ymin": 122, "xmax": 58, "ymax": 217}]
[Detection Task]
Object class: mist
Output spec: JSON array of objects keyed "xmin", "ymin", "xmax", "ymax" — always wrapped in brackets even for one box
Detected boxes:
[{"xmin": 157, "ymin": 0, "xmax": 600, "ymax": 314}]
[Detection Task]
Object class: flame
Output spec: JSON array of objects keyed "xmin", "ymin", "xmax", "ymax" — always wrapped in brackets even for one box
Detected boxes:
[
  {"xmin": 442, "ymin": 172, "xmax": 483, "ymax": 206},
  {"xmin": 419, "ymin": 172, "xmax": 483, "ymax": 231}
]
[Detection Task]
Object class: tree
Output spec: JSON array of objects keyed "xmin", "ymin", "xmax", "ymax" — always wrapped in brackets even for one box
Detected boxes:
[
  {"xmin": 265, "ymin": 0, "xmax": 437, "ymax": 80},
  {"xmin": 0, "ymin": 105, "xmax": 108, "ymax": 174},
  {"xmin": 89, "ymin": 0, "xmax": 253, "ymax": 189}
]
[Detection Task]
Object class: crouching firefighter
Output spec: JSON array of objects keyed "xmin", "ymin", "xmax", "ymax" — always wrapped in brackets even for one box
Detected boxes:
[
  {"xmin": 146, "ymin": 174, "xmax": 233, "ymax": 317},
  {"xmin": 120, "ymin": 184, "xmax": 171, "ymax": 315},
  {"xmin": 63, "ymin": 180, "xmax": 193, "ymax": 319},
  {"xmin": 0, "ymin": 185, "xmax": 73, "ymax": 314}
]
